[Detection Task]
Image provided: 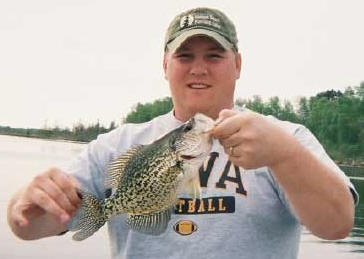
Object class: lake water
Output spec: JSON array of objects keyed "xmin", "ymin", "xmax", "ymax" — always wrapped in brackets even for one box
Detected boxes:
[{"xmin": 1, "ymin": 135, "xmax": 363, "ymax": 259}]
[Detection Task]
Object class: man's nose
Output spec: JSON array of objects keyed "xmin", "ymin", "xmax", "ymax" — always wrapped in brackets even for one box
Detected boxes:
[{"xmin": 190, "ymin": 59, "xmax": 208, "ymax": 76}]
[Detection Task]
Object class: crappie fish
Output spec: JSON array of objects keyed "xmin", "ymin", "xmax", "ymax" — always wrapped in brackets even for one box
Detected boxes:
[{"xmin": 70, "ymin": 113, "xmax": 214, "ymax": 241}]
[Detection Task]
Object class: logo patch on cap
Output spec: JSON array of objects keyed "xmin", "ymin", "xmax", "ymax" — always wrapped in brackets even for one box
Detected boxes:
[
  {"xmin": 179, "ymin": 13, "xmax": 221, "ymax": 29},
  {"xmin": 173, "ymin": 220, "xmax": 198, "ymax": 236},
  {"xmin": 180, "ymin": 15, "xmax": 194, "ymax": 28}
]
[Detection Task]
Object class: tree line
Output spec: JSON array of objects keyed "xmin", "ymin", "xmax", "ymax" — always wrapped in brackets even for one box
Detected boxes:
[
  {"xmin": 0, "ymin": 84, "xmax": 363, "ymax": 163},
  {"xmin": 236, "ymin": 83, "xmax": 364, "ymax": 164},
  {"xmin": 0, "ymin": 121, "xmax": 117, "ymax": 143},
  {"xmin": 123, "ymin": 84, "xmax": 364, "ymax": 164}
]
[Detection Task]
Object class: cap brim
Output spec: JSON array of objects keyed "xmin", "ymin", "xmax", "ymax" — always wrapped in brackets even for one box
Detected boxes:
[{"xmin": 166, "ymin": 28, "xmax": 233, "ymax": 54}]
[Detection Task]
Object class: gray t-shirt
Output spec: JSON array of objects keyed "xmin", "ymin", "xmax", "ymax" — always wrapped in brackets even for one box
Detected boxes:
[{"xmin": 62, "ymin": 111, "xmax": 358, "ymax": 259}]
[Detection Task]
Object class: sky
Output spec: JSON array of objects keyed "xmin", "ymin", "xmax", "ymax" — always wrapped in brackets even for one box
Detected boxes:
[{"xmin": 0, "ymin": 0, "xmax": 363, "ymax": 129}]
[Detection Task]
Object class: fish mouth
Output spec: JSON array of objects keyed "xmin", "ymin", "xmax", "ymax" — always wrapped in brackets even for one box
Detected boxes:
[
  {"xmin": 181, "ymin": 155, "xmax": 197, "ymax": 160},
  {"xmin": 181, "ymin": 152, "xmax": 205, "ymax": 160}
]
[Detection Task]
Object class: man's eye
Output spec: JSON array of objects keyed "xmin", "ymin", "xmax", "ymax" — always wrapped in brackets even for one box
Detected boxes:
[
  {"xmin": 176, "ymin": 53, "xmax": 192, "ymax": 59},
  {"xmin": 209, "ymin": 54, "xmax": 222, "ymax": 59}
]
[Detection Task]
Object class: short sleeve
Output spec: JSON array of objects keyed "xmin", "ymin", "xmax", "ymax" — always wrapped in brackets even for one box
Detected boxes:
[
  {"xmin": 293, "ymin": 125, "xmax": 359, "ymax": 206},
  {"xmin": 268, "ymin": 122, "xmax": 359, "ymax": 220},
  {"xmin": 58, "ymin": 127, "xmax": 123, "ymax": 200}
]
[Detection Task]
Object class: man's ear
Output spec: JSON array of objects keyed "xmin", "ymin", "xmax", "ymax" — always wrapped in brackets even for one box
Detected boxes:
[
  {"xmin": 235, "ymin": 52, "xmax": 242, "ymax": 79},
  {"xmin": 163, "ymin": 52, "xmax": 169, "ymax": 80}
]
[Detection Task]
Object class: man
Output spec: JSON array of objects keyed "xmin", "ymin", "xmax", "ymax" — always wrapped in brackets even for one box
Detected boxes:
[{"xmin": 7, "ymin": 7, "xmax": 357, "ymax": 259}]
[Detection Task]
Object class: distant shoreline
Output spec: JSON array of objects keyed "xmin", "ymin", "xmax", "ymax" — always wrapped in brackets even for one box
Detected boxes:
[
  {"xmin": 0, "ymin": 133, "xmax": 87, "ymax": 144},
  {"xmin": 0, "ymin": 123, "xmax": 112, "ymax": 143}
]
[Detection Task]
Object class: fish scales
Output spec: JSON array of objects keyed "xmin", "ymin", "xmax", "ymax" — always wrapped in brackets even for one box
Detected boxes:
[
  {"xmin": 113, "ymin": 143, "xmax": 180, "ymax": 213},
  {"xmin": 69, "ymin": 113, "xmax": 214, "ymax": 240}
]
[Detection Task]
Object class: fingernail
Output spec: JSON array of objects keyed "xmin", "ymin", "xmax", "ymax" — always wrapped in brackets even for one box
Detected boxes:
[
  {"xmin": 202, "ymin": 128, "xmax": 213, "ymax": 134},
  {"xmin": 18, "ymin": 221, "xmax": 26, "ymax": 227},
  {"xmin": 61, "ymin": 214, "xmax": 70, "ymax": 223},
  {"xmin": 214, "ymin": 118, "xmax": 223, "ymax": 125}
]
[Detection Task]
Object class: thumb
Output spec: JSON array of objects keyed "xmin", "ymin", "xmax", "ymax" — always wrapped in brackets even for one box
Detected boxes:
[
  {"xmin": 215, "ymin": 109, "xmax": 236, "ymax": 125},
  {"xmin": 210, "ymin": 109, "xmax": 238, "ymax": 138},
  {"xmin": 12, "ymin": 202, "xmax": 32, "ymax": 227}
]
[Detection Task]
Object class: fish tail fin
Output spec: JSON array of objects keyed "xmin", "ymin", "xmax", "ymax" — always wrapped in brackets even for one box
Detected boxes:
[{"xmin": 70, "ymin": 191, "xmax": 106, "ymax": 241}]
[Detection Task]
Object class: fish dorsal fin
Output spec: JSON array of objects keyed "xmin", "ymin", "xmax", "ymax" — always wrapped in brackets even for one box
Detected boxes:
[
  {"xmin": 105, "ymin": 145, "xmax": 143, "ymax": 189},
  {"xmin": 126, "ymin": 209, "xmax": 172, "ymax": 235}
]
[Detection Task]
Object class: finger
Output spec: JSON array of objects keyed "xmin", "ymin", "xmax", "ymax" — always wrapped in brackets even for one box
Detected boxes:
[
  {"xmin": 229, "ymin": 156, "xmax": 245, "ymax": 168},
  {"xmin": 67, "ymin": 174, "xmax": 81, "ymax": 189},
  {"xmin": 12, "ymin": 204, "xmax": 30, "ymax": 227},
  {"xmin": 224, "ymin": 144, "xmax": 244, "ymax": 158},
  {"xmin": 218, "ymin": 107, "xmax": 251, "ymax": 122},
  {"xmin": 30, "ymin": 188, "xmax": 70, "ymax": 223},
  {"xmin": 66, "ymin": 174, "xmax": 83, "ymax": 199},
  {"xmin": 212, "ymin": 114, "xmax": 242, "ymax": 138},
  {"xmin": 203, "ymin": 109, "xmax": 236, "ymax": 134},
  {"xmin": 216, "ymin": 109, "xmax": 258, "ymax": 138},
  {"xmin": 38, "ymin": 177, "xmax": 78, "ymax": 215},
  {"xmin": 49, "ymin": 170, "xmax": 82, "ymax": 208},
  {"xmin": 218, "ymin": 109, "xmax": 237, "ymax": 122},
  {"xmin": 224, "ymin": 146, "xmax": 234, "ymax": 157},
  {"xmin": 219, "ymin": 131, "xmax": 243, "ymax": 148},
  {"xmin": 230, "ymin": 155, "xmax": 255, "ymax": 170}
]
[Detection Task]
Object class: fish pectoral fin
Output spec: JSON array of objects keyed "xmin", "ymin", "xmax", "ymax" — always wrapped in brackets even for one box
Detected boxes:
[
  {"xmin": 182, "ymin": 177, "xmax": 202, "ymax": 199},
  {"xmin": 105, "ymin": 145, "xmax": 143, "ymax": 189},
  {"xmin": 126, "ymin": 209, "xmax": 172, "ymax": 236}
]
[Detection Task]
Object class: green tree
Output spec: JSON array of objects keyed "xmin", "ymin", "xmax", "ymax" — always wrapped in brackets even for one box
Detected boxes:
[
  {"xmin": 316, "ymin": 89, "xmax": 343, "ymax": 100},
  {"xmin": 124, "ymin": 97, "xmax": 173, "ymax": 123},
  {"xmin": 298, "ymin": 97, "xmax": 309, "ymax": 124},
  {"xmin": 281, "ymin": 100, "xmax": 299, "ymax": 123},
  {"xmin": 109, "ymin": 121, "xmax": 117, "ymax": 131},
  {"xmin": 356, "ymin": 81, "xmax": 364, "ymax": 99},
  {"xmin": 236, "ymin": 95, "xmax": 265, "ymax": 114}
]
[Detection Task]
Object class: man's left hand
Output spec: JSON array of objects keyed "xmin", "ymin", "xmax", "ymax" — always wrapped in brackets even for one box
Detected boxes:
[{"xmin": 211, "ymin": 108, "xmax": 299, "ymax": 169}]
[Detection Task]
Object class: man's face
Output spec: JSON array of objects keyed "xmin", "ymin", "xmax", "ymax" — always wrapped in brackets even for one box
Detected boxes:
[{"xmin": 163, "ymin": 36, "xmax": 241, "ymax": 121}]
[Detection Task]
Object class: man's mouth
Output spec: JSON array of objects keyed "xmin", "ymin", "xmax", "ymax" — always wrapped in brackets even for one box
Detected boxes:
[{"xmin": 187, "ymin": 83, "xmax": 211, "ymax": 89}]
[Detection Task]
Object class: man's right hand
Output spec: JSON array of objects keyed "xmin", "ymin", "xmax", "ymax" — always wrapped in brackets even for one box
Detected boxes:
[{"xmin": 7, "ymin": 168, "xmax": 82, "ymax": 239}]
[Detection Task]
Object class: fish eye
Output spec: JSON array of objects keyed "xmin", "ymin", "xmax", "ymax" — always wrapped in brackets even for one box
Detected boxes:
[
  {"xmin": 183, "ymin": 122, "xmax": 193, "ymax": 132},
  {"xmin": 183, "ymin": 124, "xmax": 192, "ymax": 132},
  {"xmin": 170, "ymin": 137, "xmax": 178, "ymax": 150}
]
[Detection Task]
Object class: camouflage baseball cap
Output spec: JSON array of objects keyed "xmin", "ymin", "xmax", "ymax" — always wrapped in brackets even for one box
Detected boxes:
[{"xmin": 164, "ymin": 7, "xmax": 238, "ymax": 53}]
